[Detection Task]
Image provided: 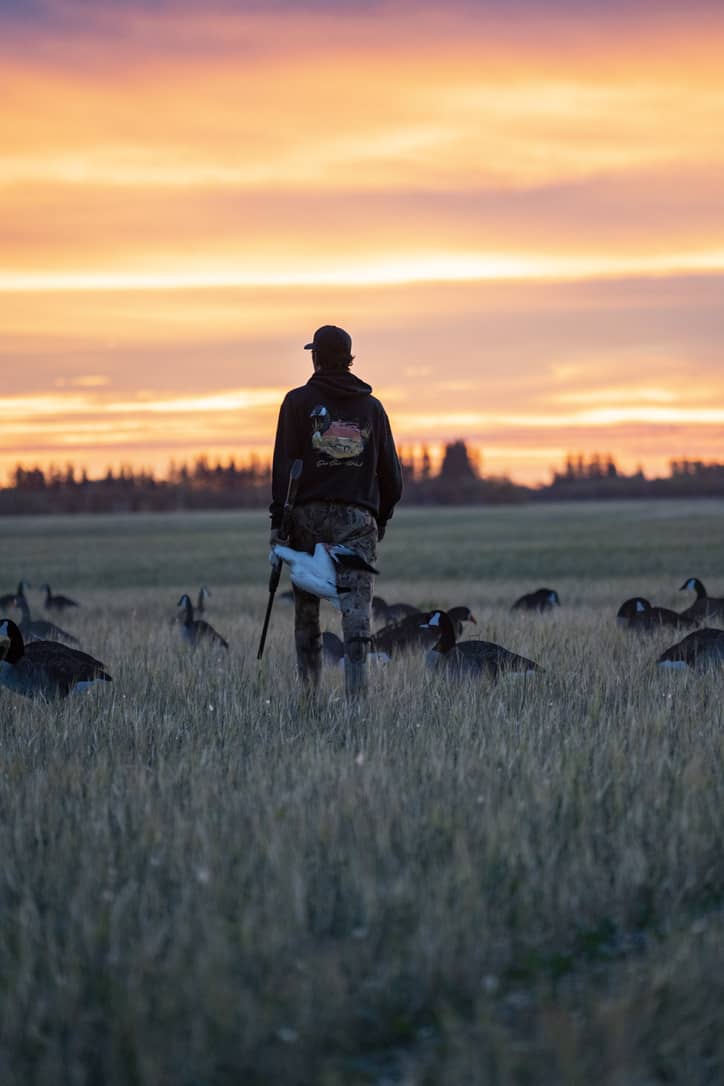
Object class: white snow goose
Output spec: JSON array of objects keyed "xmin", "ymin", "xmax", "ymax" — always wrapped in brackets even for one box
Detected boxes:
[{"xmin": 270, "ymin": 542, "xmax": 378, "ymax": 608}]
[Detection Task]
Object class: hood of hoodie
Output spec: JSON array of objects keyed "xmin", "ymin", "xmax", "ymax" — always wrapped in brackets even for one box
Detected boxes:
[{"xmin": 307, "ymin": 371, "xmax": 372, "ymax": 400}]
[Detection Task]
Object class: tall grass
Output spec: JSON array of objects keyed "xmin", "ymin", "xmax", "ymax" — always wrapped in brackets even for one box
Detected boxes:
[{"xmin": 2, "ymin": 503, "xmax": 724, "ymax": 1083}]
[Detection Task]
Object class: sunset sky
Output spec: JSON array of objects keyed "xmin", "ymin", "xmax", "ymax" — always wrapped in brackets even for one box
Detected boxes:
[{"xmin": 3, "ymin": 0, "xmax": 724, "ymax": 485}]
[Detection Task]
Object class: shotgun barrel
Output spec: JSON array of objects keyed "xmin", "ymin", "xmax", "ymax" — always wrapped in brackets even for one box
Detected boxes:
[{"xmin": 257, "ymin": 458, "xmax": 303, "ymax": 660}]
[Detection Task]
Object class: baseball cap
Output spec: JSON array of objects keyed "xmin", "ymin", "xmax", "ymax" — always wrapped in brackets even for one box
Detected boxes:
[{"xmin": 304, "ymin": 325, "xmax": 353, "ymax": 355}]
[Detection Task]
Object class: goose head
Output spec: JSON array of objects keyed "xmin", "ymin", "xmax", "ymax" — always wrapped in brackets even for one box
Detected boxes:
[
  {"xmin": 680, "ymin": 577, "xmax": 705, "ymax": 596},
  {"xmin": 616, "ymin": 597, "xmax": 651, "ymax": 624},
  {"xmin": 0, "ymin": 619, "xmax": 24, "ymax": 664},
  {"xmin": 309, "ymin": 404, "xmax": 331, "ymax": 434}
]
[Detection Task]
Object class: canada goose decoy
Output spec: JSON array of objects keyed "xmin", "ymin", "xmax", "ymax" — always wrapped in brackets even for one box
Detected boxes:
[
  {"xmin": 447, "ymin": 605, "xmax": 478, "ymax": 638},
  {"xmin": 0, "ymin": 619, "xmax": 111, "ymax": 698},
  {"xmin": 616, "ymin": 597, "xmax": 699, "ymax": 632},
  {"xmin": 372, "ymin": 595, "xmax": 389, "ymax": 623},
  {"xmin": 177, "ymin": 595, "xmax": 229, "ymax": 650},
  {"xmin": 322, "ymin": 631, "xmax": 345, "ymax": 666},
  {"xmin": 322, "ymin": 630, "xmax": 390, "ymax": 668},
  {"xmin": 421, "ymin": 610, "xmax": 542, "ymax": 679},
  {"xmin": 197, "ymin": 586, "xmax": 211, "ymax": 613},
  {"xmin": 385, "ymin": 601, "xmax": 421, "ymax": 623},
  {"xmin": 657, "ymin": 628, "xmax": 724, "ymax": 671},
  {"xmin": 372, "ymin": 610, "xmax": 439, "ymax": 657},
  {"xmin": 679, "ymin": 578, "xmax": 724, "ymax": 622},
  {"xmin": 41, "ymin": 583, "xmax": 80, "ymax": 612},
  {"xmin": 511, "ymin": 588, "xmax": 560, "ymax": 612},
  {"xmin": 0, "ymin": 580, "xmax": 31, "ymax": 609},
  {"xmin": 271, "ymin": 543, "xmax": 378, "ymax": 608},
  {"xmin": 13, "ymin": 593, "xmax": 80, "ymax": 646}
]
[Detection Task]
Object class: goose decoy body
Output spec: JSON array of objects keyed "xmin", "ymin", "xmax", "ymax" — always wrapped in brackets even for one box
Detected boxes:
[
  {"xmin": 271, "ymin": 542, "xmax": 378, "ymax": 609},
  {"xmin": 679, "ymin": 578, "xmax": 724, "ymax": 622},
  {"xmin": 0, "ymin": 580, "xmax": 31, "ymax": 609},
  {"xmin": 511, "ymin": 588, "xmax": 560, "ymax": 612},
  {"xmin": 41, "ymin": 583, "xmax": 80, "ymax": 612},
  {"xmin": 177, "ymin": 595, "xmax": 229, "ymax": 650},
  {"xmin": 322, "ymin": 630, "xmax": 390, "ymax": 668},
  {"xmin": 385, "ymin": 601, "xmax": 421, "ymax": 623},
  {"xmin": 616, "ymin": 597, "xmax": 699, "ymax": 632},
  {"xmin": 372, "ymin": 610, "xmax": 439, "ymax": 657},
  {"xmin": 14, "ymin": 593, "xmax": 80, "ymax": 646},
  {"xmin": 322, "ymin": 631, "xmax": 345, "ymax": 666},
  {"xmin": 657, "ymin": 628, "xmax": 724, "ymax": 671},
  {"xmin": 0, "ymin": 619, "xmax": 111, "ymax": 698},
  {"xmin": 196, "ymin": 586, "xmax": 210, "ymax": 613},
  {"xmin": 372, "ymin": 595, "xmax": 389, "ymax": 623},
  {"xmin": 421, "ymin": 610, "xmax": 542, "ymax": 678}
]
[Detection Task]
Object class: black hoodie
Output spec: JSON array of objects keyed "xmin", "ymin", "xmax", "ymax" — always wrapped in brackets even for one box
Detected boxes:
[{"xmin": 270, "ymin": 371, "xmax": 402, "ymax": 530}]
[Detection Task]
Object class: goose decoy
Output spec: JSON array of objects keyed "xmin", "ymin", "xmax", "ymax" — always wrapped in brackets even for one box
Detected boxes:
[
  {"xmin": 679, "ymin": 578, "xmax": 724, "ymax": 622},
  {"xmin": 41, "ymin": 583, "xmax": 80, "ymax": 612},
  {"xmin": 322, "ymin": 630, "xmax": 390, "ymax": 668},
  {"xmin": 385, "ymin": 601, "xmax": 421, "ymax": 623},
  {"xmin": 322, "ymin": 631, "xmax": 345, "ymax": 666},
  {"xmin": 0, "ymin": 619, "xmax": 111, "ymax": 698},
  {"xmin": 511, "ymin": 588, "xmax": 560, "ymax": 612},
  {"xmin": 196, "ymin": 586, "xmax": 210, "ymax": 613},
  {"xmin": 13, "ymin": 593, "xmax": 80, "ymax": 646},
  {"xmin": 0, "ymin": 580, "xmax": 31, "ymax": 609},
  {"xmin": 657, "ymin": 628, "xmax": 724, "ymax": 671},
  {"xmin": 447, "ymin": 605, "xmax": 477, "ymax": 638},
  {"xmin": 271, "ymin": 542, "xmax": 378, "ymax": 608},
  {"xmin": 421, "ymin": 609, "xmax": 542, "ymax": 678},
  {"xmin": 616, "ymin": 597, "xmax": 699, "ymax": 632},
  {"xmin": 372, "ymin": 610, "xmax": 439, "ymax": 657},
  {"xmin": 177, "ymin": 595, "xmax": 229, "ymax": 650},
  {"xmin": 372, "ymin": 595, "xmax": 389, "ymax": 623}
]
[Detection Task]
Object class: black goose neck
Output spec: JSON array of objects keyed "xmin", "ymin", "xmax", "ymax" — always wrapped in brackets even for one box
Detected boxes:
[
  {"xmin": 432, "ymin": 611, "xmax": 456, "ymax": 654},
  {"xmin": 2, "ymin": 620, "xmax": 25, "ymax": 664}
]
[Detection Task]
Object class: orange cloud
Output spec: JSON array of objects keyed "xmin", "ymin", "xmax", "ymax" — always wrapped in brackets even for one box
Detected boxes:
[{"xmin": 2, "ymin": 3, "xmax": 724, "ymax": 484}]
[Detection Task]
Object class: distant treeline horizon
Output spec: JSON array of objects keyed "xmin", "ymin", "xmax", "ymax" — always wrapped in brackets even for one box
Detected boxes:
[{"xmin": 3, "ymin": 442, "xmax": 724, "ymax": 515}]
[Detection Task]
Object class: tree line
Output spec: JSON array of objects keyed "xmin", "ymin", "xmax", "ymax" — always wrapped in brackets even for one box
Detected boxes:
[{"xmin": 2, "ymin": 446, "xmax": 724, "ymax": 515}]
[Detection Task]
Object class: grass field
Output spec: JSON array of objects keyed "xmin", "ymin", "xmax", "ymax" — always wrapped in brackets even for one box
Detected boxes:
[{"xmin": 2, "ymin": 501, "xmax": 724, "ymax": 1084}]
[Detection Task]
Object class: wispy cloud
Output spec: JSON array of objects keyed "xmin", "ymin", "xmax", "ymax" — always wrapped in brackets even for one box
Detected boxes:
[{"xmin": 2, "ymin": 1, "xmax": 724, "ymax": 482}]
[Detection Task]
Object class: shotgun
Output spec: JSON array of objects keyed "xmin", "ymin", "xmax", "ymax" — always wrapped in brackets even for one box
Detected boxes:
[{"xmin": 257, "ymin": 458, "xmax": 303, "ymax": 660}]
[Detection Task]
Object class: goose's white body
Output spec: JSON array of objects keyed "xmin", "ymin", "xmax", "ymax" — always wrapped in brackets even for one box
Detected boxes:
[{"xmin": 272, "ymin": 543, "xmax": 377, "ymax": 608}]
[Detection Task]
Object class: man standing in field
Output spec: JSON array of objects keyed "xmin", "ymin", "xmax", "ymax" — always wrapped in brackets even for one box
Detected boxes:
[{"xmin": 270, "ymin": 325, "xmax": 402, "ymax": 701}]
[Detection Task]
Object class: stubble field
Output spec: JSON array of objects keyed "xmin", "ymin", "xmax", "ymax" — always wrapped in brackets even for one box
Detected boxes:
[{"xmin": 2, "ymin": 500, "xmax": 724, "ymax": 1085}]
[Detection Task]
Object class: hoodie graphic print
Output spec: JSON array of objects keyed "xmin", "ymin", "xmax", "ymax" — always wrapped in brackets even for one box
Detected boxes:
[{"xmin": 270, "ymin": 370, "xmax": 402, "ymax": 529}]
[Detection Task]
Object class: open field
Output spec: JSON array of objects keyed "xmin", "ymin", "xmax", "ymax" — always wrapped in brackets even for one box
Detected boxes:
[{"xmin": 2, "ymin": 501, "xmax": 724, "ymax": 1084}]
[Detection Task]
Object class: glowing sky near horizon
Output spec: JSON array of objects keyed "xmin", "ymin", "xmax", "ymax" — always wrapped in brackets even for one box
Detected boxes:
[{"xmin": 2, "ymin": 0, "xmax": 724, "ymax": 484}]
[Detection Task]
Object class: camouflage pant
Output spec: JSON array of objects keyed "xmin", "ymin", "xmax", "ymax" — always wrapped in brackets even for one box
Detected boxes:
[{"xmin": 290, "ymin": 501, "xmax": 377, "ymax": 700}]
